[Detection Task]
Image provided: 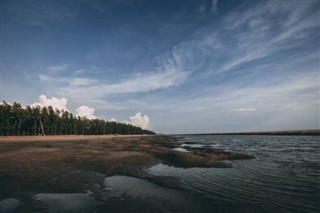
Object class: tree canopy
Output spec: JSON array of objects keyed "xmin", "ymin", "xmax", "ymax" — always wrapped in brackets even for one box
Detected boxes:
[{"xmin": 0, "ymin": 101, "xmax": 155, "ymax": 136}]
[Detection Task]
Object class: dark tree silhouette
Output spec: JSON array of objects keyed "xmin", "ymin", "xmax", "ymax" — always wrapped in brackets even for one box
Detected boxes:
[{"xmin": 0, "ymin": 101, "xmax": 155, "ymax": 136}]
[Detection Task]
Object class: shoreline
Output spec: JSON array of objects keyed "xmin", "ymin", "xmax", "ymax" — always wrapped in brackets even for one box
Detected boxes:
[{"xmin": 0, "ymin": 135, "xmax": 253, "ymax": 198}]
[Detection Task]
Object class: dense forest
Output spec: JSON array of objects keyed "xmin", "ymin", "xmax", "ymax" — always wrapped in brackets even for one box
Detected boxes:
[{"xmin": 0, "ymin": 101, "xmax": 155, "ymax": 136}]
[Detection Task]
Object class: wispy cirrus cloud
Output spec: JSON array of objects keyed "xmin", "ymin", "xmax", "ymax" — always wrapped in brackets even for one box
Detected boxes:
[
  {"xmin": 5, "ymin": 1, "xmax": 77, "ymax": 27},
  {"xmin": 211, "ymin": 0, "xmax": 218, "ymax": 13},
  {"xmin": 148, "ymin": 71, "xmax": 320, "ymax": 133},
  {"xmin": 46, "ymin": 64, "xmax": 69, "ymax": 74},
  {"xmin": 39, "ymin": 74, "xmax": 98, "ymax": 86},
  {"xmin": 57, "ymin": 58, "xmax": 188, "ymax": 99},
  {"xmin": 165, "ymin": 0, "xmax": 319, "ymax": 77},
  {"xmin": 39, "ymin": 64, "xmax": 69, "ymax": 81},
  {"xmin": 36, "ymin": 49, "xmax": 188, "ymax": 112},
  {"xmin": 218, "ymin": 0, "xmax": 319, "ymax": 72},
  {"xmin": 39, "ymin": 64, "xmax": 99, "ymax": 86}
]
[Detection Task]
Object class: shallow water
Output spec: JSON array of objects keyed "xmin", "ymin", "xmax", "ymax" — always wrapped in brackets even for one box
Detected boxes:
[
  {"xmin": 149, "ymin": 135, "xmax": 320, "ymax": 213},
  {"xmin": 103, "ymin": 175, "xmax": 210, "ymax": 212},
  {"xmin": 1, "ymin": 135, "xmax": 319, "ymax": 212},
  {"xmin": 0, "ymin": 198, "xmax": 19, "ymax": 213},
  {"xmin": 37, "ymin": 193, "xmax": 97, "ymax": 213}
]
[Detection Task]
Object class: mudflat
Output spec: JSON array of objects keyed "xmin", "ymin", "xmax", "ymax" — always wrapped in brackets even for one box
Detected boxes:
[{"xmin": 0, "ymin": 135, "xmax": 253, "ymax": 196}]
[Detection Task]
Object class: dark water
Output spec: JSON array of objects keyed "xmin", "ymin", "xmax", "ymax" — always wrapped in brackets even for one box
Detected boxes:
[
  {"xmin": 1, "ymin": 135, "xmax": 319, "ymax": 212},
  {"xmin": 149, "ymin": 135, "xmax": 320, "ymax": 213}
]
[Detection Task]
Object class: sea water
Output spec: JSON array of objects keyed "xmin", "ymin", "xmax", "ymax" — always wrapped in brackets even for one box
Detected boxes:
[{"xmin": 148, "ymin": 135, "xmax": 320, "ymax": 213}]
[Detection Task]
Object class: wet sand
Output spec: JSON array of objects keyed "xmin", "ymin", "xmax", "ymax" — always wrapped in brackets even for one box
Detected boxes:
[{"xmin": 0, "ymin": 135, "xmax": 253, "ymax": 197}]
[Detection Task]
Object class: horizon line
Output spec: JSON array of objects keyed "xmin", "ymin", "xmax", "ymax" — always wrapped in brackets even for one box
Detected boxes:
[{"xmin": 165, "ymin": 129, "xmax": 320, "ymax": 136}]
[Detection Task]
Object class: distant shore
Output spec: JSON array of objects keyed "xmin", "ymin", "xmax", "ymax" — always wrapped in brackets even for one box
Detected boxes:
[{"xmin": 183, "ymin": 129, "xmax": 320, "ymax": 136}]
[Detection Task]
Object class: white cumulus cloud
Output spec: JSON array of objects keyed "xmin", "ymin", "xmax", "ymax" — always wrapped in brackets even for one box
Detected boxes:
[
  {"xmin": 129, "ymin": 112, "xmax": 150, "ymax": 129},
  {"xmin": 75, "ymin": 106, "xmax": 97, "ymax": 119},
  {"xmin": 110, "ymin": 113, "xmax": 151, "ymax": 129},
  {"xmin": 31, "ymin": 95, "xmax": 68, "ymax": 111}
]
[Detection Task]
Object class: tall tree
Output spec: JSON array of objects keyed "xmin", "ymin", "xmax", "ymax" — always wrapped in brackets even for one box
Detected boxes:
[{"xmin": 0, "ymin": 101, "xmax": 155, "ymax": 136}]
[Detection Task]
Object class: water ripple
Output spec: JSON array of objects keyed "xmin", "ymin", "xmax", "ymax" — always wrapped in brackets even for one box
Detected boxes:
[{"xmin": 150, "ymin": 135, "xmax": 320, "ymax": 212}]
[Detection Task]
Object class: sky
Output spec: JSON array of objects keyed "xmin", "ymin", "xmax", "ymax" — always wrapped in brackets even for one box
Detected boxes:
[{"xmin": 1, "ymin": 0, "xmax": 319, "ymax": 134}]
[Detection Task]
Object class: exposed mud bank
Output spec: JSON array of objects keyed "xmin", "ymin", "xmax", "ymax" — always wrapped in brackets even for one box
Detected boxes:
[{"xmin": 0, "ymin": 135, "xmax": 253, "ymax": 196}]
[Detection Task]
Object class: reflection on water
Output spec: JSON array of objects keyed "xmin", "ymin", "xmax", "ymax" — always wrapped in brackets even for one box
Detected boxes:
[
  {"xmin": 103, "ymin": 175, "xmax": 211, "ymax": 212},
  {"xmin": 36, "ymin": 193, "xmax": 97, "ymax": 213},
  {"xmin": 0, "ymin": 198, "xmax": 19, "ymax": 213},
  {"xmin": 2, "ymin": 135, "xmax": 319, "ymax": 212}
]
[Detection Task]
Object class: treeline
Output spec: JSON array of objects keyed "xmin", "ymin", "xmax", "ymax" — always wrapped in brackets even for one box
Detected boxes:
[{"xmin": 0, "ymin": 101, "xmax": 155, "ymax": 136}]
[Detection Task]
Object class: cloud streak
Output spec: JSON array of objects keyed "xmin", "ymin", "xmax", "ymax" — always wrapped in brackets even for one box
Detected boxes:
[
  {"xmin": 218, "ymin": 0, "xmax": 319, "ymax": 72},
  {"xmin": 58, "ymin": 59, "xmax": 187, "ymax": 99},
  {"xmin": 148, "ymin": 70, "xmax": 320, "ymax": 133},
  {"xmin": 211, "ymin": 0, "xmax": 218, "ymax": 13},
  {"xmin": 163, "ymin": 0, "xmax": 320, "ymax": 78}
]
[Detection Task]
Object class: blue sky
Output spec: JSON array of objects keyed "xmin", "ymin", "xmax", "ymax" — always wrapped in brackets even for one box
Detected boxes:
[{"xmin": 1, "ymin": 0, "xmax": 319, "ymax": 133}]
